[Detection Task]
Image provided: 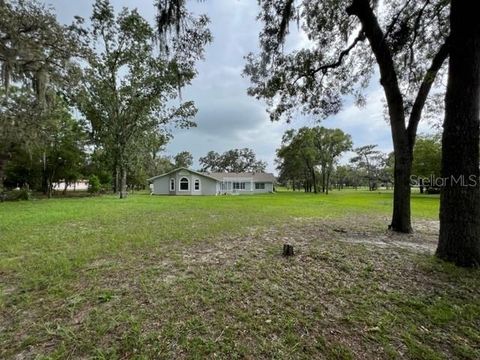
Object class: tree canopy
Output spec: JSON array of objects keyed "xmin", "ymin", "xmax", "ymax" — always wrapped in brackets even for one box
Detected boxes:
[
  {"xmin": 199, "ymin": 148, "xmax": 267, "ymax": 173},
  {"xmin": 277, "ymin": 127, "xmax": 352, "ymax": 193},
  {"xmin": 174, "ymin": 151, "xmax": 194, "ymax": 168},
  {"xmin": 0, "ymin": 0, "xmax": 82, "ymax": 105}
]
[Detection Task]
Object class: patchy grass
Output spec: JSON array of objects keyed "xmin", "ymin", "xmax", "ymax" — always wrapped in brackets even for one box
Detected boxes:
[{"xmin": 1, "ymin": 190, "xmax": 478, "ymax": 359}]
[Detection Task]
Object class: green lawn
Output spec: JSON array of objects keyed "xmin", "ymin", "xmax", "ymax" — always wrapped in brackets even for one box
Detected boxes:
[{"xmin": 1, "ymin": 191, "xmax": 479, "ymax": 359}]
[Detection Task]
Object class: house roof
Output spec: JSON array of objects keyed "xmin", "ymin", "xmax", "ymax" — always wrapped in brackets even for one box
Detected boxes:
[
  {"xmin": 147, "ymin": 167, "xmax": 219, "ymax": 182},
  {"xmin": 207, "ymin": 172, "xmax": 276, "ymax": 182},
  {"xmin": 147, "ymin": 168, "xmax": 276, "ymax": 183}
]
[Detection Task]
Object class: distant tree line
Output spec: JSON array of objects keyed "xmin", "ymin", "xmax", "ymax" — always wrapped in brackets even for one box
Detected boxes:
[
  {"xmin": 199, "ymin": 148, "xmax": 267, "ymax": 173},
  {"xmin": 276, "ymin": 126, "xmax": 398, "ymax": 193}
]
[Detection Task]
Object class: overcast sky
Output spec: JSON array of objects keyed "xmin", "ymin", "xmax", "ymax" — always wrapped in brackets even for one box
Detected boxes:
[{"xmin": 45, "ymin": 0, "xmax": 434, "ymax": 174}]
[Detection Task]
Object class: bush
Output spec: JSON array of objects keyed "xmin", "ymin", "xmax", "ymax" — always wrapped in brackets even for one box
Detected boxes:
[{"xmin": 87, "ymin": 175, "xmax": 101, "ymax": 194}]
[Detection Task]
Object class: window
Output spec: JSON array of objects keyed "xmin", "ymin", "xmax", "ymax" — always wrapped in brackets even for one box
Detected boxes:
[
  {"xmin": 179, "ymin": 177, "xmax": 189, "ymax": 191},
  {"xmin": 255, "ymin": 182, "xmax": 265, "ymax": 190},
  {"xmin": 233, "ymin": 182, "xmax": 246, "ymax": 190},
  {"xmin": 170, "ymin": 178, "xmax": 175, "ymax": 191},
  {"xmin": 194, "ymin": 179, "xmax": 200, "ymax": 191}
]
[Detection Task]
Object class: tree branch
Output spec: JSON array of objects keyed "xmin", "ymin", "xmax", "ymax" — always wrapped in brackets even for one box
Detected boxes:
[
  {"xmin": 407, "ymin": 0, "xmax": 430, "ymax": 82},
  {"xmin": 291, "ymin": 28, "xmax": 365, "ymax": 86},
  {"xmin": 312, "ymin": 29, "xmax": 365, "ymax": 75},
  {"xmin": 407, "ymin": 39, "xmax": 449, "ymax": 146},
  {"xmin": 346, "ymin": 0, "xmax": 406, "ymax": 133}
]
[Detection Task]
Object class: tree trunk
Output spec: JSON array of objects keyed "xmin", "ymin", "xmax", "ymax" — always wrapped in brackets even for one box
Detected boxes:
[
  {"xmin": 390, "ymin": 149, "xmax": 413, "ymax": 232},
  {"xmin": 0, "ymin": 152, "xmax": 7, "ymax": 193},
  {"xmin": 326, "ymin": 170, "xmax": 330, "ymax": 195},
  {"xmin": 347, "ymin": 0, "xmax": 414, "ymax": 233},
  {"xmin": 436, "ymin": 0, "xmax": 480, "ymax": 267},
  {"xmin": 311, "ymin": 169, "xmax": 317, "ymax": 193},
  {"xmin": 119, "ymin": 165, "xmax": 127, "ymax": 199},
  {"xmin": 114, "ymin": 167, "xmax": 120, "ymax": 194},
  {"xmin": 322, "ymin": 170, "xmax": 326, "ymax": 193}
]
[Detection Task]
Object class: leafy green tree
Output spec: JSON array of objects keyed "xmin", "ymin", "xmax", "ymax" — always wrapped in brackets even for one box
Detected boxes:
[
  {"xmin": 199, "ymin": 151, "xmax": 222, "ymax": 172},
  {"xmin": 3, "ymin": 96, "xmax": 87, "ymax": 196},
  {"xmin": 412, "ymin": 135, "xmax": 441, "ymax": 193},
  {"xmin": 331, "ymin": 165, "xmax": 364, "ymax": 190},
  {"xmin": 1, "ymin": 87, "xmax": 37, "ymax": 191},
  {"xmin": 245, "ymin": 0, "xmax": 450, "ymax": 233},
  {"xmin": 73, "ymin": 0, "xmax": 210, "ymax": 199},
  {"xmin": 277, "ymin": 128, "xmax": 319, "ymax": 193},
  {"xmin": 39, "ymin": 102, "xmax": 87, "ymax": 197},
  {"xmin": 199, "ymin": 148, "xmax": 267, "ymax": 173},
  {"xmin": 277, "ymin": 127, "xmax": 352, "ymax": 193},
  {"xmin": 174, "ymin": 151, "xmax": 194, "ymax": 168},
  {"xmin": 312, "ymin": 127, "xmax": 352, "ymax": 194},
  {"xmin": 0, "ymin": 0, "xmax": 82, "ymax": 104},
  {"xmin": 87, "ymin": 175, "xmax": 101, "ymax": 194},
  {"xmin": 350, "ymin": 145, "xmax": 391, "ymax": 191},
  {"xmin": 276, "ymin": 133, "xmax": 306, "ymax": 191}
]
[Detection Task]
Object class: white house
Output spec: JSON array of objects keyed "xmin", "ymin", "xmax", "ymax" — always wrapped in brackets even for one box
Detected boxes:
[{"xmin": 147, "ymin": 168, "xmax": 275, "ymax": 196}]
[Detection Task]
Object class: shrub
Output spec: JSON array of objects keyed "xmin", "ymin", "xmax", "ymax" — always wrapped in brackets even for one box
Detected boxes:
[{"xmin": 87, "ymin": 175, "xmax": 101, "ymax": 194}]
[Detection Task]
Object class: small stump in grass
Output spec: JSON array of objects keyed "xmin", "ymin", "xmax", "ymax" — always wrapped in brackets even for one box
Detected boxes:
[{"xmin": 283, "ymin": 244, "xmax": 294, "ymax": 257}]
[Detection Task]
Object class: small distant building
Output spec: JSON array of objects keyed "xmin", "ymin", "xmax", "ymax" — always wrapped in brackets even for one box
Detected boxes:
[
  {"xmin": 147, "ymin": 167, "xmax": 275, "ymax": 196},
  {"xmin": 52, "ymin": 180, "xmax": 89, "ymax": 191}
]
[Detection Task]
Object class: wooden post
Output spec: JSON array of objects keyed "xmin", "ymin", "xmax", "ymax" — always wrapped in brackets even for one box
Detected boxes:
[{"xmin": 283, "ymin": 244, "xmax": 294, "ymax": 257}]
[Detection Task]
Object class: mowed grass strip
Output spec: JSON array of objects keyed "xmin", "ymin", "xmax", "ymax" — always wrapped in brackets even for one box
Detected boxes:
[{"xmin": 2, "ymin": 190, "xmax": 478, "ymax": 359}]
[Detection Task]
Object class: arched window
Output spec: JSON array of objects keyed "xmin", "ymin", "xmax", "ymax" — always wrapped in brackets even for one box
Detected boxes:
[
  {"xmin": 194, "ymin": 179, "xmax": 200, "ymax": 191},
  {"xmin": 179, "ymin": 177, "xmax": 189, "ymax": 191},
  {"xmin": 170, "ymin": 178, "xmax": 175, "ymax": 191}
]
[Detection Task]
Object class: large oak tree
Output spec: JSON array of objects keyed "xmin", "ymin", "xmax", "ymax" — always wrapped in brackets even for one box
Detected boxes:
[{"xmin": 245, "ymin": 0, "xmax": 450, "ymax": 233}]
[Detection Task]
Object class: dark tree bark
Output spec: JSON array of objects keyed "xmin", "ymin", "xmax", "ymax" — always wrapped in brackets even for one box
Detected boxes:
[
  {"xmin": 119, "ymin": 165, "xmax": 128, "ymax": 199},
  {"xmin": 312, "ymin": 170, "xmax": 317, "ymax": 193},
  {"xmin": 326, "ymin": 169, "xmax": 331, "ymax": 195},
  {"xmin": 0, "ymin": 152, "xmax": 8, "ymax": 193},
  {"xmin": 436, "ymin": 0, "xmax": 480, "ymax": 267},
  {"xmin": 322, "ymin": 169, "xmax": 326, "ymax": 193}
]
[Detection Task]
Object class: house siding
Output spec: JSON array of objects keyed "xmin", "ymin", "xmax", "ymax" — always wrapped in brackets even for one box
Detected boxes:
[
  {"xmin": 152, "ymin": 176, "xmax": 170, "ymax": 195},
  {"xmin": 151, "ymin": 169, "xmax": 217, "ymax": 195},
  {"xmin": 253, "ymin": 182, "xmax": 274, "ymax": 193}
]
